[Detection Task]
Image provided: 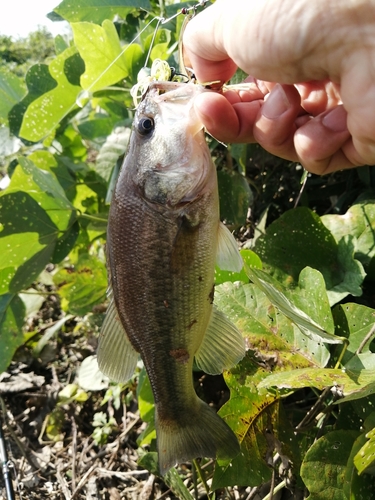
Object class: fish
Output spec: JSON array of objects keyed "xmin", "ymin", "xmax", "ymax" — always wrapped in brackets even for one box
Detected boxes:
[{"xmin": 98, "ymin": 81, "xmax": 245, "ymax": 474}]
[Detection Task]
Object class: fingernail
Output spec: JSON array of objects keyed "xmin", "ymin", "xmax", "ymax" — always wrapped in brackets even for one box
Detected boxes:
[
  {"xmin": 262, "ymin": 84, "xmax": 291, "ymax": 119},
  {"xmin": 322, "ymin": 106, "xmax": 347, "ymax": 132}
]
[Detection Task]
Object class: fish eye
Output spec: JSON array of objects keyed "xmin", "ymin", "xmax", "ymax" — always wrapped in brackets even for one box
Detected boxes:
[{"xmin": 137, "ymin": 116, "xmax": 154, "ymax": 136}]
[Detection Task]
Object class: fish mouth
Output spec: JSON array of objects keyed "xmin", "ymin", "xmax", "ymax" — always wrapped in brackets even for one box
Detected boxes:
[{"xmin": 145, "ymin": 81, "xmax": 205, "ymax": 137}]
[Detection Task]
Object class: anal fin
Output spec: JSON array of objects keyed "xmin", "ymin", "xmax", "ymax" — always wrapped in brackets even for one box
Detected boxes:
[
  {"xmin": 195, "ymin": 306, "xmax": 245, "ymax": 375},
  {"xmin": 97, "ymin": 298, "xmax": 139, "ymax": 383}
]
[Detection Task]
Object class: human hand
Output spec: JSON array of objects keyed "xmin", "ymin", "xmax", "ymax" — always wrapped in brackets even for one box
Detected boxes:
[{"xmin": 183, "ymin": 0, "xmax": 375, "ymax": 174}]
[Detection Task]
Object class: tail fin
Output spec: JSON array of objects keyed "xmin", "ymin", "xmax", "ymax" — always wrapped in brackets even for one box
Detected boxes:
[{"xmin": 156, "ymin": 398, "xmax": 240, "ymax": 475}]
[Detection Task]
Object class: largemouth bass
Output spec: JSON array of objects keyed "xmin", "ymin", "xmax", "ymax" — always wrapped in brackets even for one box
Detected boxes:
[{"xmin": 98, "ymin": 81, "xmax": 245, "ymax": 474}]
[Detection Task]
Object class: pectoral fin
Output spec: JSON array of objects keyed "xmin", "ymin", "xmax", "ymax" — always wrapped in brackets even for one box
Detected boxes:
[
  {"xmin": 216, "ymin": 222, "xmax": 243, "ymax": 272},
  {"xmin": 195, "ymin": 306, "xmax": 245, "ymax": 375},
  {"xmin": 97, "ymin": 298, "xmax": 139, "ymax": 383}
]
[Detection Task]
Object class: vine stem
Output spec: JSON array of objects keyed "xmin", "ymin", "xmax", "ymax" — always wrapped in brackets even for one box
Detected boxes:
[
  {"xmin": 192, "ymin": 459, "xmax": 212, "ymax": 499},
  {"xmin": 158, "ymin": 0, "xmax": 165, "ymax": 18},
  {"xmin": 78, "ymin": 213, "xmax": 107, "ymax": 223},
  {"xmin": 261, "ymin": 479, "xmax": 286, "ymax": 500}
]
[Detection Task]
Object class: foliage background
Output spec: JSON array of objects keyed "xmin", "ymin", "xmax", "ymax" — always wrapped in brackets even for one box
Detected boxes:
[{"xmin": 1, "ymin": 1, "xmax": 375, "ymax": 499}]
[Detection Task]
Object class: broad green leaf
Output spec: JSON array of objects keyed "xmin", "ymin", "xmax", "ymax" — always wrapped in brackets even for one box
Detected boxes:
[
  {"xmin": 258, "ymin": 366, "xmax": 375, "ymax": 399},
  {"xmin": 53, "ymin": 254, "xmax": 107, "ymax": 315},
  {"xmin": 72, "ymin": 20, "xmax": 143, "ymax": 91},
  {"xmin": 228, "ymin": 143, "xmax": 252, "ymax": 175},
  {"xmin": 54, "ymin": 0, "xmax": 151, "ymax": 24},
  {"xmin": 138, "ymin": 452, "xmax": 194, "ymax": 499},
  {"xmin": 34, "ymin": 315, "xmax": 74, "ymax": 356},
  {"xmin": 77, "ymin": 355, "xmax": 109, "ymax": 391},
  {"xmin": 253, "ymin": 207, "xmax": 365, "ymax": 305},
  {"xmin": 321, "ymin": 198, "xmax": 375, "ymax": 267},
  {"xmin": 246, "ymin": 267, "xmax": 340, "ymax": 344},
  {"xmin": 77, "ymin": 114, "xmax": 119, "ymax": 140},
  {"xmin": 214, "ymin": 249, "xmax": 262, "ymax": 285},
  {"xmin": 0, "ymin": 158, "xmax": 76, "ymax": 293},
  {"xmin": 27, "ymin": 150, "xmax": 77, "ymax": 201},
  {"xmin": 136, "ymin": 368, "xmax": 156, "ymax": 446},
  {"xmin": 137, "ymin": 368, "xmax": 155, "ymax": 424},
  {"xmin": 51, "ymin": 220, "xmax": 80, "ymax": 264},
  {"xmin": 327, "ymin": 235, "xmax": 366, "ymax": 305},
  {"xmin": 0, "ymin": 294, "xmax": 25, "ymax": 373},
  {"xmin": 19, "ymin": 290, "xmax": 45, "ymax": 317},
  {"xmin": 258, "ymin": 367, "xmax": 349, "ymax": 393},
  {"xmin": 213, "ymin": 355, "xmax": 276, "ymax": 488},
  {"xmin": 332, "ymin": 303, "xmax": 375, "ymax": 371},
  {"xmin": 9, "ymin": 64, "xmax": 57, "ymax": 137},
  {"xmin": 95, "ymin": 126, "xmax": 130, "ymax": 182},
  {"xmin": 0, "ymin": 159, "xmax": 76, "ymax": 293},
  {"xmin": 345, "ymin": 431, "xmax": 375, "ymax": 498},
  {"xmin": 19, "ymin": 46, "xmax": 82, "ymax": 141},
  {"xmin": 215, "ymin": 281, "xmax": 330, "ymax": 368},
  {"xmin": 300, "ymin": 430, "xmax": 360, "ymax": 500},
  {"xmin": 55, "ymin": 34, "xmax": 69, "ymax": 55},
  {"xmin": 0, "ymin": 233, "xmax": 54, "ymax": 295},
  {"xmin": 0, "ymin": 69, "xmax": 26, "ymax": 121},
  {"xmin": 10, "ymin": 157, "xmax": 74, "ymax": 219},
  {"xmin": 354, "ymin": 413, "xmax": 375, "ymax": 475},
  {"xmin": 217, "ymin": 169, "xmax": 253, "ymax": 229}
]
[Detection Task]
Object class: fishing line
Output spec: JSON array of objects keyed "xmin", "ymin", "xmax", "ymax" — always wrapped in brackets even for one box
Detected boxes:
[
  {"xmin": 79, "ymin": 0, "xmax": 211, "ymax": 100},
  {"xmin": 46, "ymin": 1, "xmax": 210, "ymax": 139}
]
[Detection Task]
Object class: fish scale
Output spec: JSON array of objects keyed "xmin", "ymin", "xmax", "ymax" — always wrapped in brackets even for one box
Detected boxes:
[{"xmin": 98, "ymin": 81, "xmax": 246, "ymax": 474}]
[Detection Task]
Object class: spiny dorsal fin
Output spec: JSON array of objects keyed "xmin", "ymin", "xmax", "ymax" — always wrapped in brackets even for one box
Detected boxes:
[
  {"xmin": 97, "ymin": 298, "xmax": 139, "ymax": 383},
  {"xmin": 216, "ymin": 222, "xmax": 243, "ymax": 272},
  {"xmin": 195, "ymin": 306, "xmax": 245, "ymax": 375}
]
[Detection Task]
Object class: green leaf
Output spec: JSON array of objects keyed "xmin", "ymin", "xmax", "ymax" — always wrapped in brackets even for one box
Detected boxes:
[
  {"xmin": 0, "ymin": 158, "xmax": 76, "ymax": 294},
  {"xmin": 9, "ymin": 64, "xmax": 58, "ymax": 137},
  {"xmin": 52, "ymin": 219, "xmax": 80, "ymax": 264},
  {"xmin": 332, "ymin": 303, "xmax": 375, "ymax": 371},
  {"xmin": 214, "ymin": 249, "xmax": 262, "ymax": 285},
  {"xmin": 19, "ymin": 46, "xmax": 82, "ymax": 141},
  {"xmin": 138, "ymin": 452, "xmax": 194, "ymax": 499},
  {"xmin": 137, "ymin": 368, "xmax": 155, "ymax": 423},
  {"xmin": 300, "ymin": 430, "xmax": 360, "ymax": 500},
  {"xmin": 72, "ymin": 20, "xmax": 143, "ymax": 92},
  {"xmin": 136, "ymin": 368, "xmax": 156, "ymax": 446},
  {"xmin": 77, "ymin": 114, "xmax": 119, "ymax": 140},
  {"xmin": 213, "ymin": 355, "xmax": 276, "ymax": 488},
  {"xmin": 321, "ymin": 198, "xmax": 375, "ymax": 267},
  {"xmin": 354, "ymin": 413, "xmax": 375, "ymax": 475},
  {"xmin": 258, "ymin": 366, "xmax": 375, "ymax": 399},
  {"xmin": 34, "ymin": 315, "xmax": 74, "ymax": 356},
  {"xmin": 54, "ymin": 0, "xmax": 151, "ymax": 24},
  {"xmin": 217, "ymin": 169, "xmax": 253, "ymax": 229},
  {"xmin": 215, "ymin": 280, "xmax": 330, "ymax": 369},
  {"xmin": 246, "ymin": 267, "xmax": 340, "ymax": 345},
  {"xmin": 0, "ymin": 69, "xmax": 26, "ymax": 122},
  {"xmin": 19, "ymin": 290, "xmax": 45, "ymax": 317},
  {"xmin": 345, "ymin": 431, "xmax": 375, "ymax": 498},
  {"xmin": 0, "ymin": 294, "xmax": 26, "ymax": 373},
  {"xmin": 327, "ymin": 235, "xmax": 366, "ymax": 305},
  {"xmin": 253, "ymin": 207, "xmax": 365, "ymax": 305},
  {"xmin": 77, "ymin": 355, "xmax": 109, "ymax": 391},
  {"xmin": 53, "ymin": 254, "xmax": 107, "ymax": 315},
  {"xmin": 27, "ymin": 150, "xmax": 77, "ymax": 201},
  {"xmin": 16, "ymin": 157, "xmax": 74, "ymax": 212},
  {"xmin": 55, "ymin": 34, "xmax": 69, "ymax": 55}
]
